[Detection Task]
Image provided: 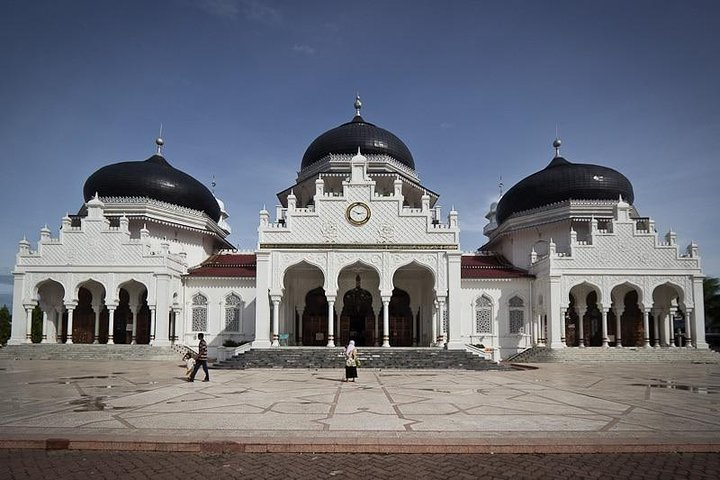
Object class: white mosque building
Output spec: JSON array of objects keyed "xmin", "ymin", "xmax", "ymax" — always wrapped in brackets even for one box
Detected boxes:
[{"xmin": 9, "ymin": 98, "xmax": 709, "ymax": 360}]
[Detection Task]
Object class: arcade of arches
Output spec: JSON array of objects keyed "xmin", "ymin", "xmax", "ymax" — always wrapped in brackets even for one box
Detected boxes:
[
  {"xmin": 28, "ymin": 279, "xmax": 154, "ymax": 345},
  {"xmin": 563, "ymin": 283, "xmax": 695, "ymax": 348}
]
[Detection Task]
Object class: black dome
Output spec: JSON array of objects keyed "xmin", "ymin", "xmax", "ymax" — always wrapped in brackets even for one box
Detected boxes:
[
  {"xmin": 301, "ymin": 115, "xmax": 415, "ymax": 170},
  {"xmin": 496, "ymin": 155, "xmax": 634, "ymax": 225},
  {"xmin": 83, "ymin": 154, "xmax": 221, "ymax": 222}
]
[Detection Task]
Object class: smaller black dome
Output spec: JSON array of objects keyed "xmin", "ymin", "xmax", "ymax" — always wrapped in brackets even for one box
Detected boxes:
[
  {"xmin": 83, "ymin": 154, "xmax": 221, "ymax": 221},
  {"xmin": 301, "ymin": 115, "xmax": 415, "ymax": 170},
  {"xmin": 496, "ymin": 154, "xmax": 634, "ymax": 224}
]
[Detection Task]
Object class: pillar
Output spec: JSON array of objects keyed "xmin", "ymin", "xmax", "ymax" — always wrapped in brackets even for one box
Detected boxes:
[
  {"xmin": 271, "ymin": 296, "xmax": 280, "ymax": 347},
  {"xmin": 129, "ymin": 304, "xmax": 138, "ymax": 345},
  {"xmin": 643, "ymin": 308, "xmax": 651, "ymax": 348},
  {"xmin": 252, "ymin": 251, "xmax": 272, "ymax": 348},
  {"xmin": 382, "ymin": 297, "xmax": 390, "ymax": 347},
  {"xmin": 41, "ymin": 310, "xmax": 49, "ymax": 343},
  {"xmin": 601, "ymin": 308, "xmax": 609, "ymax": 348},
  {"xmin": 326, "ymin": 297, "xmax": 336, "ymax": 347},
  {"xmin": 24, "ymin": 306, "xmax": 34, "ymax": 343},
  {"xmin": 107, "ymin": 307, "xmax": 116, "ymax": 345},
  {"xmin": 65, "ymin": 306, "xmax": 75, "ymax": 344},
  {"xmin": 653, "ymin": 309, "xmax": 660, "ymax": 348},
  {"xmin": 560, "ymin": 307, "xmax": 567, "ymax": 346},
  {"xmin": 92, "ymin": 303, "xmax": 102, "ymax": 344},
  {"xmin": 576, "ymin": 304, "xmax": 587, "ymax": 347},
  {"xmin": 431, "ymin": 301, "xmax": 438, "ymax": 346},
  {"xmin": 149, "ymin": 307, "xmax": 156, "ymax": 345},
  {"xmin": 667, "ymin": 308, "xmax": 676, "ymax": 347},
  {"xmin": 437, "ymin": 298, "xmax": 446, "ymax": 346},
  {"xmin": 614, "ymin": 305, "xmax": 624, "ymax": 348},
  {"xmin": 685, "ymin": 308, "xmax": 693, "ymax": 348}
]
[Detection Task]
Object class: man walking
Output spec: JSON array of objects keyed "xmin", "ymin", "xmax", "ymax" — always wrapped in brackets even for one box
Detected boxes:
[{"xmin": 188, "ymin": 332, "xmax": 209, "ymax": 382}]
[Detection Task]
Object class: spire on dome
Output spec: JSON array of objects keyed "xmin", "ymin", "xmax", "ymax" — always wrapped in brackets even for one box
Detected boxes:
[
  {"xmin": 354, "ymin": 93, "xmax": 362, "ymax": 116},
  {"xmin": 156, "ymin": 124, "xmax": 164, "ymax": 155},
  {"xmin": 553, "ymin": 138, "xmax": 562, "ymax": 158}
]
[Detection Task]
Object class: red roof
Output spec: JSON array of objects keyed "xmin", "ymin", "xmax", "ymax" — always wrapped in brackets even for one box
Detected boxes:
[
  {"xmin": 461, "ymin": 254, "xmax": 532, "ymax": 279},
  {"xmin": 186, "ymin": 254, "xmax": 256, "ymax": 278}
]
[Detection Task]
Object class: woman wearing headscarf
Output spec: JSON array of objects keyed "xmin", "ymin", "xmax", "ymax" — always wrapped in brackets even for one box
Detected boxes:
[{"xmin": 343, "ymin": 340, "xmax": 358, "ymax": 382}]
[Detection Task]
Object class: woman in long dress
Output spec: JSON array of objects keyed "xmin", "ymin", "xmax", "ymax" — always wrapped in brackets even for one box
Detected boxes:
[{"xmin": 344, "ymin": 340, "xmax": 358, "ymax": 382}]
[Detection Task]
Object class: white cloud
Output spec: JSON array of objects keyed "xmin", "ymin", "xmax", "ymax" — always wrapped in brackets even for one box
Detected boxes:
[{"xmin": 292, "ymin": 44, "xmax": 316, "ymax": 55}]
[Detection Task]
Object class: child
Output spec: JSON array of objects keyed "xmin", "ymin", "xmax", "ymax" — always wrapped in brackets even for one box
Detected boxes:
[{"xmin": 183, "ymin": 352, "xmax": 196, "ymax": 379}]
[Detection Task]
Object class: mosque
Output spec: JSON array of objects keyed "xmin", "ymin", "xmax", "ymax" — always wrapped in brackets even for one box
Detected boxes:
[{"xmin": 9, "ymin": 97, "xmax": 709, "ymax": 360}]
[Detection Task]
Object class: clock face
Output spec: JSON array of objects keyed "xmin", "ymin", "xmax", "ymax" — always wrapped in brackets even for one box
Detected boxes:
[{"xmin": 346, "ymin": 202, "xmax": 371, "ymax": 225}]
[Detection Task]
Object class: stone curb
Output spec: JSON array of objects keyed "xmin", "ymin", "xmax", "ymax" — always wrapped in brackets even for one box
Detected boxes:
[{"xmin": 2, "ymin": 436, "xmax": 719, "ymax": 454}]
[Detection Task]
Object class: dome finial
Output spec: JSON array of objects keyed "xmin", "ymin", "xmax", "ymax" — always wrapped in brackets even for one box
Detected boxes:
[
  {"xmin": 155, "ymin": 123, "xmax": 164, "ymax": 155},
  {"xmin": 354, "ymin": 93, "xmax": 362, "ymax": 116},
  {"xmin": 553, "ymin": 137, "xmax": 562, "ymax": 158}
]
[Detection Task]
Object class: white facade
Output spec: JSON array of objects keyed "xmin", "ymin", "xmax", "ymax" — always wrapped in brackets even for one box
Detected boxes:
[{"xmin": 10, "ymin": 119, "xmax": 708, "ymax": 359}]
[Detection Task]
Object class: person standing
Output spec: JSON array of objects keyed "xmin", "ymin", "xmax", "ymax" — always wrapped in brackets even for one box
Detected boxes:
[
  {"xmin": 188, "ymin": 332, "xmax": 209, "ymax": 382},
  {"xmin": 343, "ymin": 340, "xmax": 358, "ymax": 382}
]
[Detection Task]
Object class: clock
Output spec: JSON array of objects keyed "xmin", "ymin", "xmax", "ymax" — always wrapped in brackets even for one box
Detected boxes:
[{"xmin": 346, "ymin": 202, "xmax": 371, "ymax": 225}]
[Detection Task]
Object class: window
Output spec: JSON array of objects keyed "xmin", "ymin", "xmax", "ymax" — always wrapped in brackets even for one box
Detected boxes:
[
  {"xmin": 191, "ymin": 293, "xmax": 208, "ymax": 332},
  {"xmin": 509, "ymin": 296, "xmax": 525, "ymax": 334},
  {"xmin": 475, "ymin": 296, "xmax": 493, "ymax": 334},
  {"xmin": 225, "ymin": 294, "xmax": 242, "ymax": 332}
]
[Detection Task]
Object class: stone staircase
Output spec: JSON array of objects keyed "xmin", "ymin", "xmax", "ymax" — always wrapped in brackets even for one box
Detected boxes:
[
  {"xmin": 506, "ymin": 346, "xmax": 720, "ymax": 364},
  {"xmin": 0, "ymin": 343, "xmax": 188, "ymax": 361},
  {"xmin": 214, "ymin": 347, "xmax": 509, "ymax": 370}
]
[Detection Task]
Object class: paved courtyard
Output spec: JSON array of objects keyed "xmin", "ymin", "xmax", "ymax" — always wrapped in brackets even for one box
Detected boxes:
[{"xmin": 0, "ymin": 359, "xmax": 718, "ymax": 453}]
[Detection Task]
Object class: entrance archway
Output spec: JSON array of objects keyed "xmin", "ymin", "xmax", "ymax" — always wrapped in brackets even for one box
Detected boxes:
[
  {"xmin": 389, "ymin": 288, "xmax": 413, "ymax": 346},
  {"xmin": 340, "ymin": 275, "xmax": 375, "ymax": 346},
  {"xmin": 115, "ymin": 281, "xmax": 149, "ymax": 344},
  {"xmin": 302, "ymin": 287, "xmax": 330, "ymax": 346}
]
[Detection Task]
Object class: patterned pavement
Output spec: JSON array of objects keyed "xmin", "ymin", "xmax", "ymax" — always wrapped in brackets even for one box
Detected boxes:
[{"xmin": 0, "ymin": 359, "xmax": 719, "ymax": 454}]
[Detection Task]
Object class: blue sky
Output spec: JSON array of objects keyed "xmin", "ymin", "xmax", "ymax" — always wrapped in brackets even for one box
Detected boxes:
[{"xmin": 1, "ymin": 0, "xmax": 719, "ymax": 304}]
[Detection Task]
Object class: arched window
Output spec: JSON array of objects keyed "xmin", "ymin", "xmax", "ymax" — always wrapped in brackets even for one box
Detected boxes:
[
  {"xmin": 509, "ymin": 296, "xmax": 525, "ymax": 334},
  {"xmin": 475, "ymin": 296, "xmax": 493, "ymax": 334},
  {"xmin": 191, "ymin": 293, "xmax": 208, "ymax": 332},
  {"xmin": 225, "ymin": 294, "xmax": 242, "ymax": 332}
]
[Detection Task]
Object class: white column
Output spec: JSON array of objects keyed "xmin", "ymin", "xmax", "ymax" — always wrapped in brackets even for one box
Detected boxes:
[
  {"xmin": 560, "ymin": 308, "xmax": 567, "ymax": 346},
  {"xmin": 667, "ymin": 308, "xmax": 676, "ymax": 347},
  {"xmin": 49, "ymin": 308, "xmax": 61, "ymax": 343},
  {"xmin": 382, "ymin": 297, "xmax": 390, "ymax": 347},
  {"xmin": 24, "ymin": 306, "xmax": 33, "ymax": 343},
  {"xmin": 576, "ymin": 304, "xmax": 586, "ymax": 347},
  {"xmin": 326, "ymin": 297, "xmax": 335, "ymax": 347},
  {"xmin": 691, "ymin": 278, "xmax": 709, "ymax": 349},
  {"xmin": 107, "ymin": 307, "xmax": 116, "ymax": 345},
  {"xmin": 129, "ymin": 305, "xmax": 138, "ymax": 345},
  {"xmin": 601, "ymin": 308, "xmax": 609, "ymax": 348},
  {"xmin": 41, "ymin": 310, "xmax": 49, "ymax": 343},
  {"xmin": 653, "ymin": 309, "xmax": 660, "ymax": 348},
  {"xmin": 374, "ymin": 305, "xmax": 379, "ymax": 346},
  {"xmin": 93, "ymin": 304, "xmax": 102, "ymax": 344},
  {"xmin": 431, "ymin": 302, "xmax": 438, "ymax": 346},
  {"xmin": 643, "ymin": 308, "xmax": 651, "ymax": 348},
  {"xmin": 437, "ymin": 298, "xmax": 446, "ymax": 346},
  {"xmin": 271, "ymin": 297, "xmax": 280, "ymax": 347},
  {"xmin": 65, "ymin": 306, "xmax": 75, "ymax": 344},
  {"xmin": 149, "ymin": 307, "xmax": 156, "ymax": 345},
  {"xmin": 153, "ymin": 274, "xmax": 172, "ymax": 346},
  {"xmin": 253, "ymin": 252, "xmax": 272, "ymax": 348},
  {"xmin": 614, "ymin": 306, "xmax": 624, "ymax": 348},
  {"xmin": 685, "ymin": 308, "xmax": 693, "ymax": 348}
]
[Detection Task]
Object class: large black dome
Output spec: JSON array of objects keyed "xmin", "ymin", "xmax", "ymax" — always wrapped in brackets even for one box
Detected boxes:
[
  {"xmin": 496, "ymin": 152, "xmax": 634, "ymax": 225},
  {"xmin": 83, "ymin": 153, "xmax": 221, "ymax": 222},
  {"xmin": 301, "ymin": 114, "xmax": 415, "ymax": 170}
]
